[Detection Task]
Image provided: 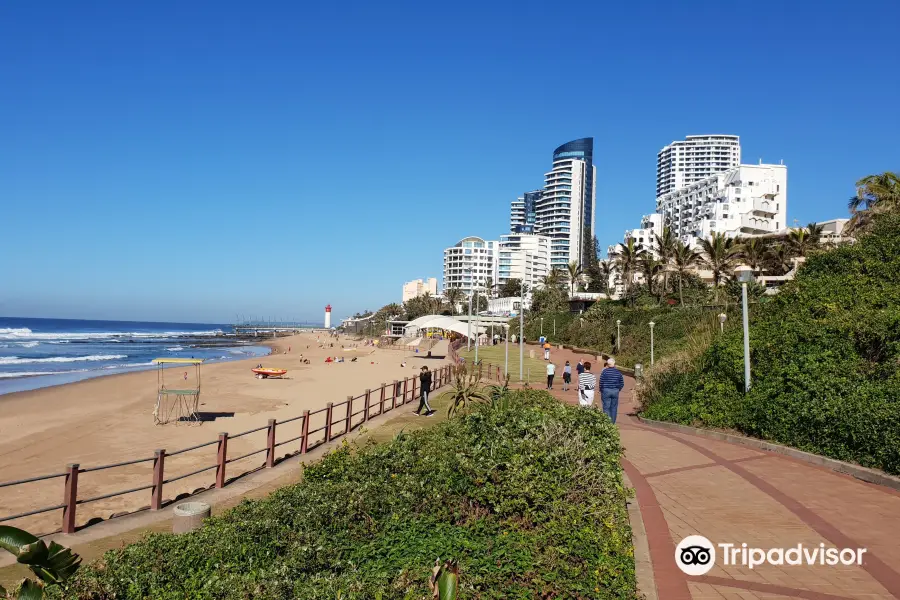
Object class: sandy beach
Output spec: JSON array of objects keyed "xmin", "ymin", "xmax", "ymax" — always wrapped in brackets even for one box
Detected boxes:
[{"xmin": 0, "ymin": 333, "xmax": 446, "ymax": 534}]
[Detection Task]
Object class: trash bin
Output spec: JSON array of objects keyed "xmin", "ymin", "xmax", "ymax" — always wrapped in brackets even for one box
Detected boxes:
[
  {"xmin": 173, "ymin": 501, "xmax": 211, "ymax": 534},
  {"xmin": 634, "ymin": 363, "xmax": 643, "ymax": 379}
]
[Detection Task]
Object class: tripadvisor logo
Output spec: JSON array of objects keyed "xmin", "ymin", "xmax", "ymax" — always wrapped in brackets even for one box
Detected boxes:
[{"xmin": 675, "ymin": 535, "xmax": 867, "ymax": 575}]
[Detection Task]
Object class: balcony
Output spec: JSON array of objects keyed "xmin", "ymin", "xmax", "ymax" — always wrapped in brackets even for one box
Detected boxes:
[
  {"xmin": 753, "ymin": 198, "xmax": 778, "ymax": 215},
  {"xmin": 741, "ymin": 215, "xmax": 777, "ymax": 233}
]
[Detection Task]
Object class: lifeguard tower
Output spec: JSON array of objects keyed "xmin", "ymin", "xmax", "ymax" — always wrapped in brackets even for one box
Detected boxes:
[{"xmin": 151, "ymin": 358, "xmax": 204, "ymax": 425}]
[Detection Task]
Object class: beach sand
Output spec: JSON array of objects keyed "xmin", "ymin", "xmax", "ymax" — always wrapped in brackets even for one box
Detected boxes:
[{"xmin": 0, "ymin": 333, "xmax": 445, "ymax": 534}]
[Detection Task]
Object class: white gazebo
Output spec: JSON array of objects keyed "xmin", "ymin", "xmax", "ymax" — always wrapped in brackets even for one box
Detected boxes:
[{"xmin": 403, "ymin": 315, "xmax": 485, "ymax": 340}]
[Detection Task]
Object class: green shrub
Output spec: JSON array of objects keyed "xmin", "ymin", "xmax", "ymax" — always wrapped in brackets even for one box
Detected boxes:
[
  {"xmin": 60, "ymin": 391, "xmax": 637, "ymax": 599},
  {"xmin": 640, "ymin": 214, "xmax": 900, "ymax": 474}
]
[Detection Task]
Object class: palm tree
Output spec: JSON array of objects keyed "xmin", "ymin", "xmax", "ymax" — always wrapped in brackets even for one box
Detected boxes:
[
  {"xmin": 614, "ymin": 239, "xmax": 644, "ymax": 305},
  {"xmin": 699, "ymin": 232, "xmax": 741, "ymax": 303},
  {"xmin": 787, "ymin": 227, "xmax": 816, "ymax": 257},
  {"xmin": 672, "ymin": 241, "xmax": 701, "ymax": 306},
  {"xmin": 847, "ymin": 171, "xmax": 900, "ymax": 232},
  {"xmin": 738, "ymin": 237, "xmax": 768, "ymax": 275},
  {"xmin": 653, "ymin": 226, "xmax": 677, "ymax": 296},
  {"xmin": 566, "ymin": 261, "xmax": 582, "ymax": 295},
  {"xmin": 443, "ymin": 286, "xmax": 463, "ymax": 315},
  {"xmin": 542, "ymin": 268, "xmax": 563, "ymax": 288},
  {"xmin": 482, "ymin": 276, "xmax": 495, "ymax": 299},
  {"xmin": 598, "ymin": 260, "xmax": 613, "ymax": 296},
  {"xmin": 766, "ymin": 243, "xmax": 794, "ymax": 275},
  {"xmin": 638, "ymin": 253, "xmax": 663, "ymax": 300},
  {"xmin": 806, "ymin": 222, "xmax": 825, "ymax": 245}
]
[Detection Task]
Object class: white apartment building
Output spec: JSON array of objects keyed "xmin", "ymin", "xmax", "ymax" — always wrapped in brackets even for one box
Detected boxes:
[
  {"xmin": 510, "ymin": 190, "xmax": 542, "ymax": 233},
  {"xmin": 401, "ymin": 278, "xmax": 438, "ymax": 303},
  {"xmin": 497, "ymin": 233, "xmax": 551, "ymax": 291},
  {"xmin": 442, "ymin": 237, "xmax": 498, "ymax": 297},
  {"xmin": 657, "ymin": 135, "xmax": 741, "ymax": 198},
  {"xmin": 657, "ymin": 163, "xmax": 788, "ymax": 247},
  {"xmin": 622, "ymin": 213, "xmax": 664, "ymax": 254}
]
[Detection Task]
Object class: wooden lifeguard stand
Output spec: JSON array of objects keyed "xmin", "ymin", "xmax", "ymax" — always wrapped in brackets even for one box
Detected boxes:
[{"xmin": 151, "ymin": 358, "xmax": 204, "ymax": 425}]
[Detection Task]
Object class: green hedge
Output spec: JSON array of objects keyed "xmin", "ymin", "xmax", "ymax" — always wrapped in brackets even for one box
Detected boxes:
[
  {"xmin": 61, "ymin": 391, "xmax": 637, "ymax": 599},
  {"xmin": 519, "ymin": 303, "xmax": 734, "ymax": 368},
  {"xmin": 640, "ymin": 215, "xmax": 900, "ymax": 474}
]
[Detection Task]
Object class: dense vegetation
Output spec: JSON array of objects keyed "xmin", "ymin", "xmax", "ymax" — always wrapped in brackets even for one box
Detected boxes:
[
  {"xmin": 521, "ymin": 302, "xmax": 736, "ymax": 369},
  {"xmin": 61, "ymin": 391, "xmax": 637, "ymax": 599},
  {"xmin": 639, "ymin": 214, "xmax": 900, "ymax": 474}
]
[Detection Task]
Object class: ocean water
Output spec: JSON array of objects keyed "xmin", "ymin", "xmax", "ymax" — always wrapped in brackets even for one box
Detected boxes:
[{"xmin": 0, "ymin": 317, "xmax": 270, "ymax": 395}]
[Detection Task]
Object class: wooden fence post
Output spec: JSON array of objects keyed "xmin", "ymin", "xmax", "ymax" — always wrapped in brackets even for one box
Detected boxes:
[
  {"xmin": 345, "ymin": 396, "xmax": 353, "ymax": 434},
  {"xmin": 325, "ymin": 403, "xmax": 334, "ymax": 441},
  {"xmin": 266, "ymin": 419, "xmax": 277, "ymax": 468},
  {"xmin": 379, "ymin": 384, "xmax": 386, "ymax": 415},
  {"xmin": 402, "ymin": 378, "xmax": 408, "ymax": 405},
  {"xmin": 391, "ymin": 380, "xmax": 398, "ymax": 409},
  {"xmin": 151, "ymin": 450, "xmax": 165, "ymax": 510},
  {"xmin": 411, "ymin": 377, "xmax": 417, "ymax": 405},
  {"xmin": 216, "ymin": 433, "xmax": 228, "ymax": 488},
  {"xmin": 62, "ymin": 463, "xmax": 79, "ymax": 534},
  {"xmin": 300, "ymin": 410, "xmax": 311, "ymax": 454},
  {"xmin": 364, "ymin": 389, "xmax": 371, "ymax": 422}
]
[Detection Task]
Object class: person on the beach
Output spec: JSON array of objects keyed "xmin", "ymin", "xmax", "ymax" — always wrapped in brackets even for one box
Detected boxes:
[
  {"xmin": 416, "ymin": 366, "xmax": 434, "ymax": 416},
  {"xmin": 577, "ymin": 361, "xmax": 596, "ymax": 407},
  {"xmin": 600, "ymin": 358, "xmax": 625, "ymax": 424},
  {"xmin": 562, "ymin": 360, "xmax": 572, "ymax": 391},
  {"xmin": 546, "ymin": 361, "xmax": 556, "ymax": 390}
]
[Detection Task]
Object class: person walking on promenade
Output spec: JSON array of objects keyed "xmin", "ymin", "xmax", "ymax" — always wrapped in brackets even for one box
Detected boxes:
[
  {"xmin": 546, "ymin": 360, "xmax": 556, "ymax": 390},
  {"xmin": 577, "ymin": 361, "xmax": 596, "ymax": 407},
  {"xmin": 416, "ymin": 366, "xmax": 435, "ymax": 416},
  {"xmin": 600, "ymin": 358, "xmax": 625, "ymax": 423},
  {"xmin": 562, "ymin": 360, "xmax": 572, "ymax": 391},
  {"xmin": 543, "ymin": 341, "xmax": 551, "ymax": 361},
  {"xmin": 576, "ymin": 359, "xmax": 585, "ymax": 376}
]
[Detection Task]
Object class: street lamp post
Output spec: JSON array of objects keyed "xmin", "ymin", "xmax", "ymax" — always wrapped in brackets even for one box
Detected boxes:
[
  {"xmin": 553, "ymin": 318, "xmax": 556, "ymax": 336},
  {"xmin": 467, "ymin": 284, "xmax": 473, "ymax": 352},
  {"xmin": 616, "ymin": 319, "xmax": 621, "ymax": 353},
  {"xmin": 519, "ymin": 279, "xmax": 525, "ymax": 381},
  {"xmin": 504, "ymin": 323, "xmax": 509, "ymax": 377},
  {"xmin": 735, "ymin": 266, "xmax": 754, "ymax": 392},
  {"xmin": 648, "ymin": 321, "xmax": 655, "ymax": 366},
  {"xmin": 718, "ymin": 313, "xmax": 727, "ymax": 334},
  {"xmin": 474, "ymin": 286, "xmax": 480, "ymax": 365},
  {"xmin": 540, "ymin": 317, "xmax": 543, "ymax": 337}
]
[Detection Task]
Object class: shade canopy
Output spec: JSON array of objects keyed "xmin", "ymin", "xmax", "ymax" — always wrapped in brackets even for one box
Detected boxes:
[
  {"xmin": 152, "ymin": 358, "xmax": 205, "ymax": 364},
  {"xmin": 403, "ymin": 315, "xmax": 485, "ymax": 339}
]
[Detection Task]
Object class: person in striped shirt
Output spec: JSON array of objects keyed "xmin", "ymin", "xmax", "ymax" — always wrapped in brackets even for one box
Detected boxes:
[
  {"xmin": 577, "ymin": 361, "xmax": 596, "ymax": 407},
  {"xmin": 600, "ymin": 358, "xmax": 625, "ymax": 424}
]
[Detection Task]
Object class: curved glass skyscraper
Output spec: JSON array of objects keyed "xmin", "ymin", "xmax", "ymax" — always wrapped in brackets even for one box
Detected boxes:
[{"xmin": 543, "ymin": 137, "xmax": 596, "ymax": 268}]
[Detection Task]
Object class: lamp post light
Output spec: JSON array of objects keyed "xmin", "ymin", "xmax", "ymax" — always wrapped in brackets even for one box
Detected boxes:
[
  {"xmin": 474, "ymin": 286, "xmax": 480, "ymax": 365},
  {"xmin": 519, "ymin": 280, "xmax": 525, "ymax": 381},
  {"xmin": 735, "ymin": 265, "xmax": 754, "ymax": 392},
  {"xmin": 553, "ymin": 318, "xmax": 556, "ymax": 336},
  {"xmin": 540, "ymin": 317, "xmax": 543, "ymax": 336},
  {"xmin": 467, "ymin": 286, "xmax": 473, "ymax": 352},
  {"xmin": 718, "ymin": 312, "xmax": 727, "ymax": 334},
  {"xmin": 504, "ymin": 323, "xmax": 509, "ymax": 377},
  {"xmin": 616, "ymin": 319, "xmax": 621, "ymax": 353},
  {"xmin": 648, "ymin": 321, "xmax": 655, "ymax": 366}
]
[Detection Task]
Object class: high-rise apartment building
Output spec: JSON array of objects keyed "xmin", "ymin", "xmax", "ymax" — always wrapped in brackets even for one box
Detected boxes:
[
  {"xmin": 656, "ymin": 163, "xmax": 788, "ymax": 246},
  {"xmin": 510, "ymin": 190, "xmax": 542, "ymax": 233},
  {"xmin": 507, "ymin": 138, "xmax": 596, "ymax": 269},
  {"xmin": 442, "ymin": 237, "xmax": 498, "ymax": 297},
  {"xmin": 401, "ymin": 278, "xmax": 438, "ymax": 303},
  {"xmin": 497, "ymin": 233, "xmax": 550, "ymax": 291},
  {"xmin": 656, "ymin": 135, "xmax": 740, "ymax": 197}
]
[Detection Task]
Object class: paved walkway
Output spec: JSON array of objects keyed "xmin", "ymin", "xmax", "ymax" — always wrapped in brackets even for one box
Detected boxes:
[{"xmin": 524, "ymin": 347, "xmax": 900, "ymax": 600}]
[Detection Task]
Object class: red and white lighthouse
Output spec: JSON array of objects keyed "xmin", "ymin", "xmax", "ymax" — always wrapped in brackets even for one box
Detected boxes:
[{"xmin": 324, "ymin": 304, "xmax": 332, "ymax": 329}]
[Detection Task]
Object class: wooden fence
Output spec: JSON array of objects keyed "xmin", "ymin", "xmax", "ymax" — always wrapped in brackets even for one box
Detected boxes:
[{"xmin": 0, "ymin": 365, "xmax": 455, "ymax": 535}]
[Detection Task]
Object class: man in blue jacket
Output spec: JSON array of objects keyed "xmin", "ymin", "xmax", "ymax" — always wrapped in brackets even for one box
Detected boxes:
[{"xmin": 599, "ymin": 358, "xmax": 625, "ymax": 424}]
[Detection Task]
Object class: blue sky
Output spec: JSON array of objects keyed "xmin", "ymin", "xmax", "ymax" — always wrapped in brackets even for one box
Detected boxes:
[{"xmin": 2, "ymin": 1, "xmax": 897, "ymax": 324}]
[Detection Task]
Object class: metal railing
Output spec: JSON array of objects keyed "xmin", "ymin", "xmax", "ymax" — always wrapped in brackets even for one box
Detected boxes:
[{"xmin": 0, "ymin": 364, "xmax": 454, "ymax": 535}]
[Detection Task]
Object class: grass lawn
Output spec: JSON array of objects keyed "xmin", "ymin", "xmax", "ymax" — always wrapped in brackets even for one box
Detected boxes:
[{"xmin": 458, "ymin": 344, "xmax": 548, "ymax": 385}]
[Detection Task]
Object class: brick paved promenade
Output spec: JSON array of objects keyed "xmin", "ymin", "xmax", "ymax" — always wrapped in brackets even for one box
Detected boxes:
[{"xmin": 530, "ymin": 346, "xmax": 900, "ymax": 600}]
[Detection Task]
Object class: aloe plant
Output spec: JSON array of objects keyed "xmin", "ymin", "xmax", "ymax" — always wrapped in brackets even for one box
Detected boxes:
[
  {"xmin": 442, "ymin": 364, "xmax": 489, "ymax": 417},
  {"xmin": 429, "ymin": 559, "xmax": 459, "ymax": 599},
  {"xmin": 0, "ymin": 526, "xmax": 81, "ymax": 599}
]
